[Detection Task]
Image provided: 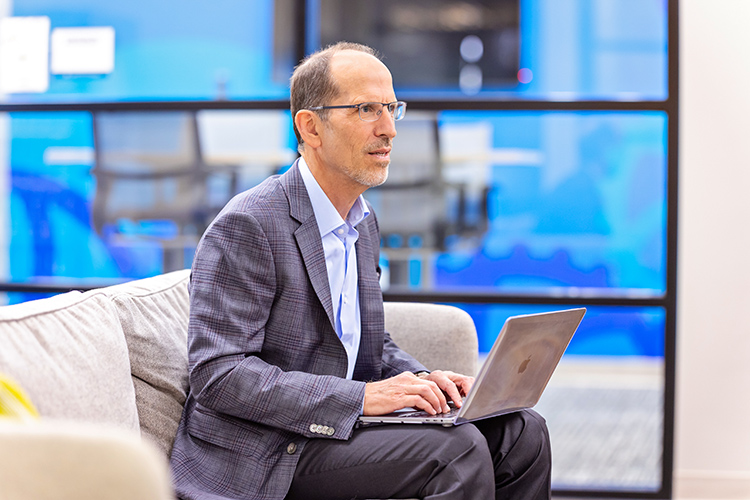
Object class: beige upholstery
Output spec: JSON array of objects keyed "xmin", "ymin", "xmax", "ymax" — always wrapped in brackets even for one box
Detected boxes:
[
  {"xmin": 0, "ymin": 420, "xmax": 173, "ymax": 500},
  {"xmin": 385, "ymin": 302, "xmax": 478, "ymax": 376},
  {"xmin": 102, "ymin": 269, "xmax": 191, "ymax": 456},
  {"xmin": 0, "ymin": 270, "xmax": 478, "ymax": 500},
  {"xmin": 0, "ymin": 290, "xmax": 139, "ymax": 430}
]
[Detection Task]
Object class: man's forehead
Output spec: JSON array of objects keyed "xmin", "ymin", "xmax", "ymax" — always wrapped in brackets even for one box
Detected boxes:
[
  {"xmin": 330, "ymin": 50, "xmax": 394, "ymax": 96},
  {"xmin": 331, "ymin": 50, "xmax": 389, "ymax": 78}
]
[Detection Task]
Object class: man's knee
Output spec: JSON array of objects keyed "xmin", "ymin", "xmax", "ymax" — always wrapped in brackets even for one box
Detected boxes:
[
  {"xmin": 474, "ymin": 409, "xmax": 552, "ymax": 474},
  {"xmin": 428, "ymin": 425, "xmax": 495, "ymax": 498},
  {"xmin": 444, "ymin": 423, "xmax": 493, "ymax": 459},
  {"xmin": 424, "ymin": 424, "xmax": 493, "ymax": 474},
  {"xmin": 515, "ymin": 410, "xmax": 551, "ymax": 464}
]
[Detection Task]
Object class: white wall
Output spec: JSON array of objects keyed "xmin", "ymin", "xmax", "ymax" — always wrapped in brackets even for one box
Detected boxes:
[{"xmin": 676, "ymin": 1, "xmax": 750, "ymax": 497}]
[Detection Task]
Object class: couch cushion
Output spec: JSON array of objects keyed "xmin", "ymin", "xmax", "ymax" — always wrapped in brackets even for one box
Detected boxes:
[
  {"xmin": 384, "ymin": 302, "xmax": 478, "ymax": 376},
  {"xmin": 103, "ymin": 269, "xmax": 190, "ymax": 456},
  {"xmin": 0, "ymin": 290, "xmax": 139, "ymax": 430}
]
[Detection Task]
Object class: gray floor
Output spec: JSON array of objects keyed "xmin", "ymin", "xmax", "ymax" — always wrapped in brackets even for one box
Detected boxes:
[{"xmin": 537, "ymin": 385, "xmax": 663, "ymax": 492}]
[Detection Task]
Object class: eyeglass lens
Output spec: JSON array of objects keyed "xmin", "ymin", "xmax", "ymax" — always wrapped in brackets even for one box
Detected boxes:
[{"xmin": 359, "ymin": 102, "xmax": 405, "ymax": 121}]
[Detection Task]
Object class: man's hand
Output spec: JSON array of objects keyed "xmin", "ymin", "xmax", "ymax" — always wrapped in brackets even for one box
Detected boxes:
[
  {"xmin": 363, "ymin": 370, "xmax": 475, "ymax": 416},
  {"xmin": 418, "ymin": 370, "xmax": 474, "ymax": 409}
]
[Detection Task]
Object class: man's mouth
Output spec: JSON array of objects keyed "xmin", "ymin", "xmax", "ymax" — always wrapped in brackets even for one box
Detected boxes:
[{"xmin": 368, "ymin": 147, "xmax": 391, "ymax": 160}]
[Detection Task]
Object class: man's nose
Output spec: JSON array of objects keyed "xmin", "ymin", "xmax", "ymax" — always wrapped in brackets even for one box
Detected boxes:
[{"xmin": 375, "ymin": 111, "xmax": 398, "ymax": 139}]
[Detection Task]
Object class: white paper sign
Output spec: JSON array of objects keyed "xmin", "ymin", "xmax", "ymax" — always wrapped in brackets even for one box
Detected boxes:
[
  {"xmin": 50, "ymin": 26, "xmax": 115, "ymax": 75},
  {"xmin": 0, "ymin": 16, "xmax": 50, "ymax": 93}
]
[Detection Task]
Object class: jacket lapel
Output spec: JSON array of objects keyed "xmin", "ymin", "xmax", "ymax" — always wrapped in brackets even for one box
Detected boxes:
[
  {"xmin": 352, "ymin": 213, "xmax": 385, "ymax": 381},
  {"xmin": 281, "ymin": 162, "xmax": 384, "ymax": 382},
  {"xmin": 281, "ymin": 162, "xmax": 337, "ymax": 332}
]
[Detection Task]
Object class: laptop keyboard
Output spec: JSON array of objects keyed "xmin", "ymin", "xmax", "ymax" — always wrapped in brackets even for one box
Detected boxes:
[{"xmin": 398, "ymin": 405, "xmax": 461, "ymax": 419}]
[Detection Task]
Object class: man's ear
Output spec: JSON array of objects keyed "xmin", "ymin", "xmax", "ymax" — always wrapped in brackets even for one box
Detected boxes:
[{"xmin": 294, "ymin": 110, "xmax": 323, "ymax": 149}]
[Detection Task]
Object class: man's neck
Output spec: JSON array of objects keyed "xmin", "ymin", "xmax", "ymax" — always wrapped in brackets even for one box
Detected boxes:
[{"xmin": 301, "ymin": 154, "xmax": 365, "ymax": 220}]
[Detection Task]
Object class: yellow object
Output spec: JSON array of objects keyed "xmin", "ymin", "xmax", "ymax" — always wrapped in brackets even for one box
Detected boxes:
[{"xmin": 0, "ymin": 375, "xmax": 39, "ymax": 419}]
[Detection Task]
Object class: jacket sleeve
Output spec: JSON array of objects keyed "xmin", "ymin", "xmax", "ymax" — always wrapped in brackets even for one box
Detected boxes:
[
  {"xmin": 380, "ymin": 332, "xmax": 428, "ymax": 379},
  {"xmin": 186, "ymin": 206, "xmax": 365, "ymax": 441}
]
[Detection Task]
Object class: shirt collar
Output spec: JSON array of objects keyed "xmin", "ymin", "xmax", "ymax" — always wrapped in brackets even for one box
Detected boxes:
[{"xmin": 298, "ymin": 157, "xmax": 370, "ymax": 237}]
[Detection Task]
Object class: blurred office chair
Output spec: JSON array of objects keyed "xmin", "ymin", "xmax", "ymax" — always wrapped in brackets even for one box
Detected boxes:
[
  {"xmin": 366, "ymin": 112, "xmax": 449, "ymax": 288},
  {"xmin": 196, "ymin": 109, "xmax": 297, "ymax": 195},
  {"xmin": 92, "ymin": 111, "xmax": 225, "ymax": 273},
  {"xmin": 439, "ymin": 120, "xmax": 492, "ymax": 237}
]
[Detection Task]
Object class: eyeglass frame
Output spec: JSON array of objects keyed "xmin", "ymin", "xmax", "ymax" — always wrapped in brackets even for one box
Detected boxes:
[{"xmin": 306, "ymin": 101, "xmax": 407, "ymax": 122}]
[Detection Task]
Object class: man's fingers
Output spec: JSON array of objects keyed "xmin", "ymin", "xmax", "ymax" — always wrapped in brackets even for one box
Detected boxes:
[
  {"xmin": 412, "ymin": 378, "xmax": 447, "ymax": 414},
  {"xmin": 442, "ymin": 381, "xmax": 464, "ymax": 408},
  {"xmin": 409, "ymin": 394, "xmax": 439, "ymax": 415},
  {"xmin": 437, "ymin": 378, "xmax": 463, "ymax": 409},
  {"xmin": 424, "ymin": 371, "xmax": 464, "ymax": 409},
  {"xmin": 363, "ymin": 372, "xmax": 456, "ymax": 415},
  {"xmin": 457, "ymin": 376, "xmax": 475, "ymax": 397},
  {"xmin": 429, "ymin": 379, "xmax": 450, "ymax": 413}
]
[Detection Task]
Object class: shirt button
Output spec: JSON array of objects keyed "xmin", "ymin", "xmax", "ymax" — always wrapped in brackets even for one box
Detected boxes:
[
  {"xmin": 337, "ymin": 228, "xmax": 345, "ymax": 235},
  {"xmin": 287, "ymin": 442, "xmax": 297, "ymax": 454}
]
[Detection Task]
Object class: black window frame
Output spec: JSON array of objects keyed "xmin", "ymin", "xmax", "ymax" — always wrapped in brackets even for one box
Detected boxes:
[{"xmin": 0, "ymin": 1, "xmax": 678, "ymax": 497}]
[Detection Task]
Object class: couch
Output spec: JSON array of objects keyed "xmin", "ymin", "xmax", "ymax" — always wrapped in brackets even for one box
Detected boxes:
[{"xmin": 0, "ymin": 269, "xmax": 478, "ymax": 500}]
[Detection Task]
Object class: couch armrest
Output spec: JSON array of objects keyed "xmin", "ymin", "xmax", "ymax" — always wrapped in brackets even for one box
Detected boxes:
[
  {"xmin": 0, "ymin": 420, "xmax": 174, "ymax": 500},
  {"xmin": 384, "ymin": 302, "xmax": 478, "ymax": 376}
]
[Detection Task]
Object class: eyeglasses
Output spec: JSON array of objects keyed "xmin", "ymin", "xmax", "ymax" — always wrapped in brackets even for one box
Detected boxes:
[{"xmin": 307, "ymin": 101, "xmax": 407, "ymax": 122}]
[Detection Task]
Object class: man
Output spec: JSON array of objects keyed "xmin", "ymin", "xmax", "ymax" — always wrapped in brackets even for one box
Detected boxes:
[{"xmin": 170, "ymin": 41, "xmax": 551, "ymax": 500}]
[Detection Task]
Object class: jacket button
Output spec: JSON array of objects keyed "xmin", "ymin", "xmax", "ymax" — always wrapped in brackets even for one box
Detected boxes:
[
  {"xmin": 316, "ymin": 424, "xmax": 324, "ymax": 433},
  {"xmin": 309, "ymin": 424, "xmax": 317, "ymax": 433},
  {"xmin": 287, "ymin": 442, "xmax": 297, "ymax": 454},
  {"xmin": 326, "ymin": 427, "xmax": 335, "ymax": 436}
]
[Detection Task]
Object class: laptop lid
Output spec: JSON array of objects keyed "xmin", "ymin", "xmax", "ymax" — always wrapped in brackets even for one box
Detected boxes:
[
  {"xmin": 455, "ymin": 307, "xmax": 586, "ymax": 424},
  {"xmin": 357, "ymin": 307, "xmax": 586, "ymax": 427}
]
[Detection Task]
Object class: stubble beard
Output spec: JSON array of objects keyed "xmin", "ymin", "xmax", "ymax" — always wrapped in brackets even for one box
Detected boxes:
[
  {"xmin": 350, "ymin": 139, "xmax": 391, "ymax": 187},
  {"xmin": 349, "ymin": 162, "xmax": 389, "ymax": 188}
]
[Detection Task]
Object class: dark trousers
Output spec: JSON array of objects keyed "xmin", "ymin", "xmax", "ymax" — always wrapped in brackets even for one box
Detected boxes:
[{"xmin": 285, "ymin": 409, "xmax": 551, "ymax": 500}]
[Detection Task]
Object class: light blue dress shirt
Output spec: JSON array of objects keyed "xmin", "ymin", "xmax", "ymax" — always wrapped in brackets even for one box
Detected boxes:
[{"xmin": 298, "ymin": 158, "xmax": 370, "ymax": 380}]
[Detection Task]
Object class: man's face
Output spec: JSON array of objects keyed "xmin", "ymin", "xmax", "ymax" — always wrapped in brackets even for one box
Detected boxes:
[{"xmin": 317, "ymin": 50, "xmax": 398, "ymax": 190}]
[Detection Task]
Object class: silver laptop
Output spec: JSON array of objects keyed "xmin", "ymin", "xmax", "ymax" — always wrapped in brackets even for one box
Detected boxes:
[{"xmin": 358, "ymin": 307, "xmax": 586, "ymax": 427}]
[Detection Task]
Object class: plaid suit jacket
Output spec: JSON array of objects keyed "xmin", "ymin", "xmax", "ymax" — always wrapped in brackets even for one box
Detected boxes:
[{"xmin": 169, "ymin": 162, "xmax": 427, "ymax": 500}]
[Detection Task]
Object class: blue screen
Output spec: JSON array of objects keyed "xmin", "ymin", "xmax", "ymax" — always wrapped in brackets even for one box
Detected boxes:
[{"xmin": 7, "ymin": 0, "xmax": 289, "ymax": 102}]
